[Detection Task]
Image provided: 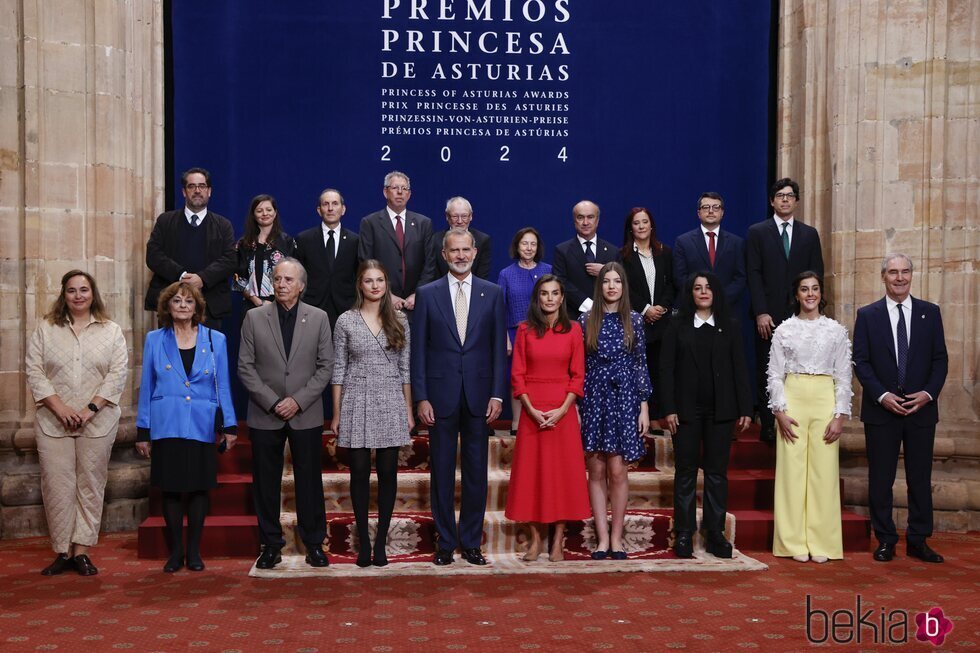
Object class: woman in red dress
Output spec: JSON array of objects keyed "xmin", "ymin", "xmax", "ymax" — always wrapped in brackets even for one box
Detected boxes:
[{"xmin": 504, "ymin": 275, "xmax": 591, "ymax": 561}]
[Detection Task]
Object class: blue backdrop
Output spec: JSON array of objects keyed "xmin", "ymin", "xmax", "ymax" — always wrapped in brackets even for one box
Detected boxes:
[{"xmin": 169, "ymin": 1, "xmax": 774, "ymax": 415}]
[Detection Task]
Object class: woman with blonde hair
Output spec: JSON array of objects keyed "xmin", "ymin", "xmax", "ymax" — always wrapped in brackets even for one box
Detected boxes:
[{"xmin": 26, "ymin": 270, "xmax": 128, "ymax": 576}]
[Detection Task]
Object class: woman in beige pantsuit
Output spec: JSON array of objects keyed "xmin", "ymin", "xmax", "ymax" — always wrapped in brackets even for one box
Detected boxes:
[{"xmin": 25, "ymin": 270, "xmax": 128, "ymax": 576}]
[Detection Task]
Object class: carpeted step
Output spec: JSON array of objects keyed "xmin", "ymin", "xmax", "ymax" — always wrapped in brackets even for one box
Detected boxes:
[
  {"xmin": 216, "ymin": 440, "xmax": 254, "ymax": 474},
  {"xmin": 276, "ymin": 509, "xmax": 736, "ymax": 561},
  {"xmin": 147, "ymin": 473, "xmax": 255, "ymax": 516},
  {"xmin": 137, "ymin": 515, "xmax": 260, "ymax": 559},
  {"xmin": 728, "ymin": 509, "xmax": 871, "ymax": 552}
]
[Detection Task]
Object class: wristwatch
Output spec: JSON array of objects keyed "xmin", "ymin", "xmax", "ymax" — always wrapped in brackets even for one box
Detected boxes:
[{"xmin": 87, "ymin": 403, "xmax": 100, "ymax": 413}]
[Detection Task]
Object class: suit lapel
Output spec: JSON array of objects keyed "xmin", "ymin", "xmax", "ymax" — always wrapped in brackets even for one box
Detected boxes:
[
  {"xmin": 872, "ymin": 299, "xmax": 897, "ymax": 366},
  {"xmin": 264, "ymin": 305, "xmax": 288, "ymax": 362},
  {"xmin": 377, "ymin": 211, "xmax": 402, "ymax": 251},
  {"xmin": 189, "ymin": 324, "xmax": 210, "ymax": 380},
  {"xmin": 287, "ymin": 304, "xmax": 311, "ymax": 364},
  {"xmin": 162, "ymin": 329, "xmax": 188, "ymax": 382},
  {"xmin": 567, "ymin": 240, "xmax": 586, "ymax": 267},
  {"xmin": 433, "ymin": 278, "xmax": 463, "ymax": 347},
  {"xmin": 907, "ymin": 297, "xmax": 927, "ymax": 368},
  {"xmin": 694, "ymin": 232, "xmax": 711, "ymax": 268},
  {"xmin": 464, "ymin": 279, "xmax": 487, "ymax": 343}
]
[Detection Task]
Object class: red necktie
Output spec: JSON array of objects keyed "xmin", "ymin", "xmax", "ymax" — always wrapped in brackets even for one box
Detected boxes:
[
  {"xmin": 394, "ymin": 214, "xmax": 406, "ymax": 287},
  {"xmin": 707, "ymin": 231, "xmax": 716, "ymax": 268}
]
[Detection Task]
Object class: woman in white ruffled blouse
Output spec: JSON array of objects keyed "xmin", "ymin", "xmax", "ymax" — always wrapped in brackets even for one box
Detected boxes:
[{"xmin": 767, "ymin": 272, "xmax": 852, "ymax": 563}]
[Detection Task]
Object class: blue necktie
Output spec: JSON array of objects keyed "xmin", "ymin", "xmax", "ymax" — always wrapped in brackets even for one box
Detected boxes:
[
  {"xmin": 584, "ymin": 241, "xmax": 596, "ymax": 263},
  {"xmin": 896, "ymin": 304, "xmax": 908, "ymax": 388}
]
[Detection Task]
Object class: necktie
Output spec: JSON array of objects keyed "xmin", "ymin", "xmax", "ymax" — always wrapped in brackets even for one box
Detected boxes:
[
  {"xmin": 584, "ymin": 241, "xmax": 596, "ymax": 263},
  {"xmin": 780, "ymin": 222, "xmax": 790, "ymax": 259},
  {"xmin": 896, "ymin": 303, "xmax": 908, "ymax": 388},
  {"xmin": 192, "ymin": 213, "xmax": 201, "ymax": 227},
  {"xmin": 394, "ymin": 215, "xmax": 406, "ymax": 287},
  {"xmin": 454, "ymin": 280, "xmax": 468, "ymax": 344},
  {"xmin": 707, "ymin": 231, "xmax": 716, "ymax": 268},
  {"xmin": 325, "ymin": 229, "xmax": 336, "ymax": 270}
]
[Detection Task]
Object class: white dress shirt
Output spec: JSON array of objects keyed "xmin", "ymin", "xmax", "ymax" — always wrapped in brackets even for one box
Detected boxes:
[
  {"xmin": 879, "ymin": 295, "xmax": 928, "ymax": 402},
  {"xmin": 772, "ymin": 215, "xmax": 794, "ymax": 248},
  {"xmin": 321, "ymin": 223, "xmax": 341, "ymax": 256},
  {"xmin": 184, "ymin": 206, "xmax": 207, "ymax": 225},
  {"xmin": 386, "ymin": 206, "xmax": 405, "ymax": 230},
  {"xmin": 701, "ymin": 224, "xmax": 721, "ymax": 252},
  {"xmin": 448, "ymin": 272, "xmax": 472, "ymax": 309}
]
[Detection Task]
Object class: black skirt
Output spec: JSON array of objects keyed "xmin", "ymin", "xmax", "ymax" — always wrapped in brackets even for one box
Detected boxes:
[{"xmin": 150, "ymin": 437, "xmax": 218, "ymax": 492}]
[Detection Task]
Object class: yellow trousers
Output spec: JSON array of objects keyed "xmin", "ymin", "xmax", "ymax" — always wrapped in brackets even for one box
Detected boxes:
[{"xmin": 773, "ymin": 374, "xmax": 843, "ymax": 559}]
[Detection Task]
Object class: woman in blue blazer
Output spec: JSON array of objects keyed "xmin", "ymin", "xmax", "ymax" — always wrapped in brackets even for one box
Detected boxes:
[{"xmin": 136, "ymin": 282, "xmax": 237, "ymax": 573}]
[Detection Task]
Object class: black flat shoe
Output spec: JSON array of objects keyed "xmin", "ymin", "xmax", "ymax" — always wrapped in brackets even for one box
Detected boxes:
[
  {"xmin": 705, "ymin": 531, "xmax": 733, "ymax": 559},
  {"xmin": 356, "ymin": 549, "xmax": 373, "ymax": 568},
  {"xmin": 164, "ymin": 554, "xmax": 185, "ymax": 573},
  {"xmin": 255, "ymin": 546, "xmax": 282, "ymax": 570},
  {"xmin": 461, "ymin": 548, "xmax": 488, "ymax": 566},
  {"xmin": 433, "ymin": 549, "xmax": 454, "ymax": 566},
  {"xmin": 907, "ymin": 542, "xmax": 944, "ymax": 563},
  {"xmin": 609, "ymin": 550, "xmax": 628, "ymax": 561},
  {"xmin": 873, "ymin": 541, "xmax": 895, "ymax": 562},
  {"xmin": 186, "ymin": 554, "xmax": 205, "ymax": 572},
  {"xmin": 305, "ymin": 545, "xmax": 330, "ymax": 568},
  {"xmin": 73, "ymin": 554, "xmax": 98, "ymax": 576},
  {"xmin": 372, "ymin": 547, "xmax": 389, "ymax": 568},
  {"xmin": 674, "ymin": 532, "xmax": 694, "ymax": 559},
  {"xmin": 590, "ymin": 549, "xmax": 610, "ymax": 560},
  {"xmin": 41, "ymin": 553, "xmax": 74, "ymax": 576}
]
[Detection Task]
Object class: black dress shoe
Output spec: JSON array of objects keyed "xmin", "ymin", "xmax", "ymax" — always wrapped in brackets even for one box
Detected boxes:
[
  {"xmin": 907, "ymin": 542, "xmax": 944, "ymax": 563},
  {"xmin": 433, "ymin": 549, "xmax": 454, "ymax": 566},
  {"xmin": 164, "ymin": 553, "xmax": 185, "ymax": 573},
  {"xmin": 461, "ymin": 548, "xmax": 488, "ymax": 566},
  {"xmin": 674, "ymin": 532, "xmax": 694, "ymax": 559},
  {"xmin": 73, "ymin": 554, "xmax": 98, "ymax": 576},
  {"xmin": 255, "ymin": 546, "xmax": 282, "ymax": 570},
  {"xmin": 305, "ymin": 545, "xmax": 330, "ymax": 568},
  {"xmin": 186, "ymin": 553, "xmax": 205, "ymax": 572},
  {"xmin": 873, "ymin": 541, "xmax": 895, "ymax": 562},
  {"xmin": 41, "ymin": 553, "xmax": 74, "ymax": 576},
  {"xmin": 760, "ymin": 426, "xmax": 777, "ymax": 443},
  {"xmin": 704, "ymin": 531, "xmax": 733, "ymax": 559}
]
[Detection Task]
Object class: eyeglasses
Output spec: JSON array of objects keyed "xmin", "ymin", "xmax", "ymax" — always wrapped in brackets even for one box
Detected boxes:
[
  {"xmin": 773, "ymin": 192, "xmax": 797, "ymax": 200},
  {"xmin": 448, "ymin": 214, "xmax": 471, "ymax": 220},
  {"xmin": 699, "ymin": 204, "xmax": 723, "ymax": 212},
  {"xmin": 386, "ymin": 185, "xmax": 410, "ymax": 193},
  {"xmin": 185, "ymin": 183, "xmax": 209, "ymax": 191}
]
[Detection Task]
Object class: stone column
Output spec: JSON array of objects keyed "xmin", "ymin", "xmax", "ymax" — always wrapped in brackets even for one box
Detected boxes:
[
  {"xmin": 777, "ymin": 0, "xmax": 979, "ymax": 531},
  {"xmin": 0, "ymin": 0, "xmax": 164, "ymax": 538}
]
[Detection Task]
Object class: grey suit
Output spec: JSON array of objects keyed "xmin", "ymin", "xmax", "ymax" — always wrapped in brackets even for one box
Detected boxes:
[
  {"xmin": 357, "ymin": 209, "xmax": 436, "ymax": 299},
  {"xmin": 238, "ymin": 301, "xmax": 334, "ymax": 548}
]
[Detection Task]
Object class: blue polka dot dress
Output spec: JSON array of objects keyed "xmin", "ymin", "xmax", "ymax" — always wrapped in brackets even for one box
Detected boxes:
[{"xmin": 578, "ymin": 311, "xmax": 652, "ymax": 462}]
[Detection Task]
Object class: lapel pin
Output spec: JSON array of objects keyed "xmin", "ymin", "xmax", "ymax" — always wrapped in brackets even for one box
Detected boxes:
[
  {"xmin": 718, "ymin": 328, "xmax": 723, "ymax": 333},
  {"xmin": 302, "ymin": 318, "xmax": 307, "ymax": 323},
  {"xmin": 921, "ymin": 314, "xmax": 925, "ymax": 319},
  {"xmin": 480, "ymin": 292, "xmax": 485, "ymax": 297},
  {"xmin": 411, "ymin": 222, "xmax": 416, "ymax": 227}
]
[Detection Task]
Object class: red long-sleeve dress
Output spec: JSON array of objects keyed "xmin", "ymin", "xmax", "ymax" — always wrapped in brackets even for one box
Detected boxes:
[{"xmin": 504, "ymin": 321, "xmax": 592, "ymax": 523}]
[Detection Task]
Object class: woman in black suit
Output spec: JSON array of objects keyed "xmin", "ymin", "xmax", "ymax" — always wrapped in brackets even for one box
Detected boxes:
[
  {"xmin": 660, "ymin": 271, "xmax": 751, "ymax": 559},
  {"xmin": 620, "ymin": 207, "xmax": 674, "ymax": 424}
]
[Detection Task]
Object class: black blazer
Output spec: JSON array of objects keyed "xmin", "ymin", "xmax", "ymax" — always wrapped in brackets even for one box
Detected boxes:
[
  {"xmin": 673, "ymin": 228, "xmax": 746, "ymax": 308},
  {"xmin": 552, "ymin": 237, "xmax": 620, "ymax": 317},
  {"xmin": 294, "ymin": 225, "xmax": 359, "ymax": 327},
  {"xmin": 622, "ymin": 245, "xmax": 675, "ymax": 343},
  {"xmin": 853, "ymin": 297, "xmax": 948, "ymax": 427},
  {"xmin": 659, "ymin": 316, "xmax": 752, "ymax": 422},
  {"xmin": 430, "ymin": 228, "xmax": 492, "ymax": 279},
  {"xmin": 746, "ymin": 218, "xmax": 824, "ymax": 324},
  {"xmin": 357, "ymin": 209, "xmax": 435, "ymax": 298},
  {"xmin": 144, "ymin": 209, "xmax": 237, "ymax": 319}
]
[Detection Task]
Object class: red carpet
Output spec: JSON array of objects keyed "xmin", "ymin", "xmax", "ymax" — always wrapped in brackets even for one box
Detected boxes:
[{"xmin": 1, "ymin": 531, "xmax": 977, "ymax": 652}]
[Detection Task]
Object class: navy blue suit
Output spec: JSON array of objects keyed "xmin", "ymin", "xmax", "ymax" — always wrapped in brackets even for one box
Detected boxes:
[
  {"xmin": 411, "ymin": 275, "xmax": 508, "ymax": 551},
  {"xmin": 672, "ymin": 228, "xmax": 746, "ymax": 308},
  {"xmin": 552, "ymin": 237, "xmax": 619, "ymax": 318},
  {"xmin": 853, "ymin": 296, "xmax": 948, "ymax": 545}
]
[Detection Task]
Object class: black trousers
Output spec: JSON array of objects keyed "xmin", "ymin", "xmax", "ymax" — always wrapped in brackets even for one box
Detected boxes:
[
  {"xmin": 754, "ymin": 332, "xmax": 775, "ymax": 430},
  {"xmin": 250, "ymin": 424, "xmax": 326, "ymax": 548},
  {"xmin": 644, "ymin": 340, "xmax": 663, "ymax": 420},
  {"xmin": 672, "ymin": 410, "xmax": 733, "ymax": 534},
  {"xmin": 865, "ymin": 420, "xmax": 936, "ymax": 545}
]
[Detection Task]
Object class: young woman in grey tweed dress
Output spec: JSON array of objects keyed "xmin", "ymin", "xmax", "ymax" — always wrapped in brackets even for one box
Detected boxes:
[{"xmin": 330, "ymin": 260, "xmax": 414, "ymax": 567}]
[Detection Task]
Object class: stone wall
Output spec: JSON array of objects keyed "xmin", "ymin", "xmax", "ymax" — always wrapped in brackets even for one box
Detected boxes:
[
  {"xmin": 0, "ymin": 0, "xmax": 164, "ymax": 538},
  {"xmin": 777, "ymin": 0, "xmax": 979, "ymax": 531}
]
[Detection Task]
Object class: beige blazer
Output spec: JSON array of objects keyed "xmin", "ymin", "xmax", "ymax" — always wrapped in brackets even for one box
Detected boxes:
[{"xmin": 238, "ymin": 301, "xmax": 334, "ymax": 430}]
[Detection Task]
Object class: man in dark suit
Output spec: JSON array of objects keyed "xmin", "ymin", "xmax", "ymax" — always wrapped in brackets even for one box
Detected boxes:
[
  {"xmin": 552, "ymin": 200, "xmax": 619, "ymax": 318},
  {"xmin": 144, "ymin": 167, "xmax": 236, "ymax": 329},
  {"xmin": 411, "ymin": 228, "xmax": 508, "ymax": 566},
  {"xmin": 746, "ymin": 178, "xmax": 824, "ymax": 441},
  {"xmin": 294, "ymin": 188, "xmax": 359, "ymax": 329},
  {"xmin": 853, "ymin": 253, "xmax": 948, "ymax": 564},
  {"xmin": 673, "ymin": 192, "xmax": 746, "ymax": 308},
  {"xmin": 238, "ymin": 258, "xmax": 335, "ymax": 570},
  {"xmin": 357, "ymin": 170, "xmax": 436, "ymax": 311},
  {"xmin": 429, "ymin": 196, "xmax": 492, "ymax": 279}
]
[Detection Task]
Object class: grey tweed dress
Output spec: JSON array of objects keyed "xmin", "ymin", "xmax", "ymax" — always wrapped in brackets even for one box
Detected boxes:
[{"xmin": 331, "ymin": 310, "xmax": 412, "ymax": 449}]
